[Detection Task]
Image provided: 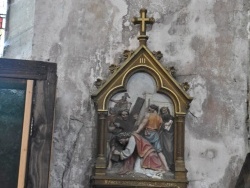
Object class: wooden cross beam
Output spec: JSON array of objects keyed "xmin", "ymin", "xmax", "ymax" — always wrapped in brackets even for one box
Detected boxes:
[{"xmin": 126, "ymin": 97, "xmax": 145, "ymax": 132}]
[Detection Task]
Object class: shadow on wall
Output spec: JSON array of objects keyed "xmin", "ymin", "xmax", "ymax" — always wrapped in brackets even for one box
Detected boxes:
[{"xmin": 235, "ymin": 153, "xmax": 250, "ymax": 187}]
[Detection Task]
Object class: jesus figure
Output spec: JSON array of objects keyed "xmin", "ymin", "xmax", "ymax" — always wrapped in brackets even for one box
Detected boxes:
[{"xmin": 113, "ymin": 132, "xmax": 166, "ymax": 178}]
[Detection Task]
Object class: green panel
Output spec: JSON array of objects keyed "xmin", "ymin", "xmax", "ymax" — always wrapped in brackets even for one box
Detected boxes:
[{"xmin": 0, "ymin": 79, "xmax": 26, "ymax": 188}]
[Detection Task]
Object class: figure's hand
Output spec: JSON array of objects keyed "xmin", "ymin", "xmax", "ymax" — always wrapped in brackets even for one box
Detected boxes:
[
  {"xmin": 164, "ymin": 124, "xmax": 171, "ymax": 131},
  {"xmin": 135, "ymin": 130, "xmax": 139, "ymax": 134},
  {"xmin": 133, "ymin": 114, "xmax": 138, "ymax": 120},
  {"xmin": 113, "ymin": 150, "xmax": 120, "ymax": 155},
  {"xmin": 114, "ymin": 122, "xmax": 120, "ymax": 128},
  {"xmin": 164, "ymin": 124, "xmax": 169, "ymax": 129}
]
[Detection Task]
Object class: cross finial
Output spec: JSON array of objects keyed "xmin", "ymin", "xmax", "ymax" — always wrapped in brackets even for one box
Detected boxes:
[{"xmin": 132, "ymin": 8, "xmax": 155, "ymax": 46}]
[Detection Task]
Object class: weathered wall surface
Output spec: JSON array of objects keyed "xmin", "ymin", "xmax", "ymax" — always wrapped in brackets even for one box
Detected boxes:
[
  {"xmin": 4, "ymin": 0, "xmax": 35, "ymax": 58},
  {"xmin": 4, "ymin": 0, "xmax": 249, "ymax": 187},
  {"xmin": 249, "ymin": 9, "xmax": 250, "ymax": 152},
  {"xmin": 248, "ymin": 9, "xmax": 250, "ymax": 150}
]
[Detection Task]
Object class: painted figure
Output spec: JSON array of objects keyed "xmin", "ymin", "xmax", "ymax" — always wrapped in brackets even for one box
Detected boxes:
[
  {"xmin": 113, "ymin": 132, "xmax": 164, "ymax": 176},
  {"xmin": 109, "ymin": 93, "xmax": 132, "ymax": 115},
  {"xmin": 107, "ymin": 109, "xmax": 130, "ymax": 170},
  {"xmin": 159, "ymin": 107, "xmax": 175, "ymax": 171},
  {"xmin": 135, "ymin": 104, "xmax": 169, "ymax": 171}
]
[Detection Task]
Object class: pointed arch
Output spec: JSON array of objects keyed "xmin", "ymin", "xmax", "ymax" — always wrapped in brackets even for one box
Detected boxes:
[{"xmin": 102, "ymin": 65, "xmax": 182, "ymax": 112}]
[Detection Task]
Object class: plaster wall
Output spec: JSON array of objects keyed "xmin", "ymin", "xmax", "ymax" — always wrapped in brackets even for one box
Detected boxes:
[
  {"xmin": 4, "ymin": 0, "xmax": 35, "ymax": 59},
  {"xmin": 3, "ymin": 0, "xmax": 250, "ymax": 187},
  {"xmin": 248, "ymin": 10, "xmax": 250, "ymax": 147}
]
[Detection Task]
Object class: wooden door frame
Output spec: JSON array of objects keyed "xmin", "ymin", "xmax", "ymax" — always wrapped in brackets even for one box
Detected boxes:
[
  {"xmin": 18, "ymin": 80, "xmax": 34, "ymax": 188},
  {"xmin": 0, "ymin": 58, "xmax": 57, "ymax": 188}
]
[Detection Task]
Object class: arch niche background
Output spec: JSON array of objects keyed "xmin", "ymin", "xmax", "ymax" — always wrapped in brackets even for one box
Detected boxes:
[{"xmin": 91, "ymin": 45, "xmax": 192, "ymax": 188}]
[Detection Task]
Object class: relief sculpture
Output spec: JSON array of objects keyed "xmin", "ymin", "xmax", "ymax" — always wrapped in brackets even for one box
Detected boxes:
[
  {"xmin": 91, "ymin": 8, "xmax": 192, "ymax": 188},
  {"xmin": 106, "ymin": 73, "xmax": 175, "ymax": 179}
]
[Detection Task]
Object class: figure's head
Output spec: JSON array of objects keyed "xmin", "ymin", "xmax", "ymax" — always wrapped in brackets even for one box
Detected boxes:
[
  {"xmin": 121, "ymin": 96, "xmax": 126, "ymax": 101},
  {"xmin": 118, "ymin": 109, "xmax": 129, "ymax": 120},
  {"xmin": 116, "ymin": 132, "xmax": 131, "ymax": 145},
  {"xmin": 148, "ymin": 104, "xmax": 159, "ymax": 113},
  {"xmin": 160, "ymin": 107, "xmax": 170, "ymax": 115},
  {"xmin": 122, "ymin": 93, "xmax": 130, "ymax": 100}
]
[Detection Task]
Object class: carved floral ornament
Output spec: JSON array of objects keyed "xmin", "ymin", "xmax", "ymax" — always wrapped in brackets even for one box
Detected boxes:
[{"xmin": 91, "ymin": 8, "xmax": 192, "ymax": 188}]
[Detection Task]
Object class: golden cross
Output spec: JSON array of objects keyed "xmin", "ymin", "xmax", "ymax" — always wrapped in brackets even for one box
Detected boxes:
[{"xmin": 132, "ymin": 8, "xmax": 155, "ymax": 36}]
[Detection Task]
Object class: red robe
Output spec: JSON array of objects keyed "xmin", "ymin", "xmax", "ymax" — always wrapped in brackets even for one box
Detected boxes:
[{"xmin": 119, "ymin": 133, "xmax": 163, "ymax": 174}]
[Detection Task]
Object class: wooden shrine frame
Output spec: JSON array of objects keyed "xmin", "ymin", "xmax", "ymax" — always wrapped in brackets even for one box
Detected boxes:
[
  {"xmin": 0, "ymin": 58, "xmax": 57, "ymax": 188},
  {"xmin": 91, "ymin": 9, "xmax": 192, "ymax": 188}
]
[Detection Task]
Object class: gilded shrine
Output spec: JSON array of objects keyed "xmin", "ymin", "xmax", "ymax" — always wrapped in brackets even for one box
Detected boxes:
[{"xmin": 91, "ymin": 9, "xmax": 192, "ymax": 188}]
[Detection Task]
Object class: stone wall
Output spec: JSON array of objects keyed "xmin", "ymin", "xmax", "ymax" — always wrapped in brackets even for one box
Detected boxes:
[{"xmin": 4, "ymin": 0, "xmax": 249, "ymax": 187}]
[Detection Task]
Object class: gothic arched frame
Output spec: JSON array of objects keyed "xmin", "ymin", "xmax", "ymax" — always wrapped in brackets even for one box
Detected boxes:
[{"xmin": 91, "ymin": 45, "xmax": 193, "ymax": 188}]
